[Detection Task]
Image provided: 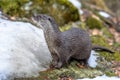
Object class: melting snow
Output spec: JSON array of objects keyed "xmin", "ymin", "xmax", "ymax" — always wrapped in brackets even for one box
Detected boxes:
[{"xmin": 99, "ymin": 11, "xmax": 111, "ymax": 18}]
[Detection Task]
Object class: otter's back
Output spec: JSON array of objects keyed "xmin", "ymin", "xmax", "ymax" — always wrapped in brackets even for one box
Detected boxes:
[{"xmin": 62, "ymin": 28, "xmax": 92, "ymax": 59}]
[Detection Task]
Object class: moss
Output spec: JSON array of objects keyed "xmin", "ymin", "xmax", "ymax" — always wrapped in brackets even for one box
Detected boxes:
[
  {"xmin": 100, "ymin": 52, "xmax": 113, "ymax": 61},
  {"xmin": 59, "ymin": 24, "xmax": 72, "ymax": 32},
  {"xmin": 105, "ymin": 71, "xmax": 116, "ymax": 76},
  {"xmin": 91, "ymin": 35, "xmax": 120, "ymax": 61},
  {"xmin": 57, "ymin": 0, "xmax": 80, "ymax": 22},
  {"xmin": 38, "ymin": 61, "xmax": 103, "ymax": 79},
  {"xmin": 79, "ymin": 22, "xmax": 87, "ymax": 30},
  {"xmin": 91, "ymin": 35, "xmax": 117, "ymax": 61},
  {"xmin": 86, "ymin": 17, "xmax": 105, "ymax": 29},
  {"xmin": 0, "ymin": 0, "xmax": 80, "ymax": 25},
  {"xmin": 102, "ymin": 27, "xmax": 113, "ymax": 39},
  {"xmin": 91, "ymin": 35, "xmax": 109, "ymax": 47},
  {"xmin": 113, "ymin": 52, "xmax": 120, "ymax": 61},
  {"xmin": 59, "ymin": 21, "xmax": 87, "ymax": 32},
  {"xmin": 0, "ymin": 0, "xmax": 29, "ymax": 17},
  {"xmin": 31, "ymin": 0, "xmax": 80, "ymax": 25}
]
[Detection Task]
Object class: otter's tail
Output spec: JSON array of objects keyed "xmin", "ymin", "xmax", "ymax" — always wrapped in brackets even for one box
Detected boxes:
[{"xmin": 92, "ymin": 45, "xmax": 114, "ymax": 53}]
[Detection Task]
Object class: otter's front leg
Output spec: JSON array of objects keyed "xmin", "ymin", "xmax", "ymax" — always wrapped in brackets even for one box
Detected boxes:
[
  {"xmin": 54, "ymin": 57, "xmax": 63, "ymax": 69},
  {"xmin": 51, "ymin": 53, "xmax": 63, "ymax": 68},
  {"xmin": 54, "ymin": 53, "xmax": 70, "ymax": 68},
  {"xmin": 50, "ymin": 53, "xmax": 59, "ymax": 68},
  {"xmin": 51, "ymin": 52, "xmax": 64, "ymax": 69}
]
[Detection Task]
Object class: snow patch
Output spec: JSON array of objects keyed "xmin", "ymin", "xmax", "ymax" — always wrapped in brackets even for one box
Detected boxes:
[
  {"xmin": 99, "ymin": 11, "xmax": 111, "ymax": 18},
  {"xmin": 78, "ymin": 75, "xmax": 120, "ymax": 80},
  {"xmin": 69, "ymin": 0, "xmax": 81, "ymax": 9},
  {"xmin": 69, "ymin": 0, "xmax": 83, "ymax": 15},
  {"xmin": 88, "ymin": 50, "xmax": 98, "ymax": 68},
  {"xmin": 0, "ymin": 17, "xmax": 52, "ymax": 80}
]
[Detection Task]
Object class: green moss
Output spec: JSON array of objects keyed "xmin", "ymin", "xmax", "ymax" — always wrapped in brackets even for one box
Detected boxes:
[
  {"xmin": 59, "ymin": 24, "xmax": 72, "ymax": 32},
  {"xmin": 91, "ymin": 35, "xmax": 109, "ymax": 47},
  {"xmin": 59, "ymin": 21, "xmax": 87, "ymax": 32},
  {"xmin": 0, "ymin": 0, "xmax": 80, "ymax": 25},
  {"xmin": 38, "ymin": 61, "xmax": 103, "ymax": 79},
  {"xmin": 113, "ymin": 43, "xmax": 120, "ymax": 50},
  {"xmin": 100, "ymin": 52, "xmax": 113, "ymax": 61},
  {"xmin": 31, "ymin": 0, "xmax": 80, "ymax": 25},
  {"xmin": 86, "ymin": 17, "xmax": 105, "ymax": 29},
  {"xmin": 91, "ymin": 35, "xmax": 120, "ymax": 61},
  {"xmin": 105, "ymin": 71, "xmax": 116, "ymax": 76},
  {"xmin": 102, "ymin": 27, "xmax": 113, "ymax": 39},
  {"xmin": 113, "ymin": 52, "xmax": 120, "ymax": 61},
  {"xmin": 99, "ymin": 48, "xmax": 120, "ymax": 62},
  {"xmin": 57, "ymin": 0, "xmax": 80, "ymax": 21},
  {"xmin": 79, "ymin": 22, "xmax": 87, "ymax": 30},
  {"xmin": 0, "ymin": 0, "xmax": 29, "ymax": 17}
]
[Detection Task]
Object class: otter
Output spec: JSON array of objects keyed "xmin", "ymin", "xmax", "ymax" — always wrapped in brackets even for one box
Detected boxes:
[{"xmin": 31, "ymin": 14, "xmax": 114, "ymax": 68}]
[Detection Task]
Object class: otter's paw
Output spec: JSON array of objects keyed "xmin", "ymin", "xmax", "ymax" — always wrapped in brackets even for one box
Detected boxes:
[
  {"xmin": 50, "ymin": 61, "xmax": 58, "ymax": 68},
  {"xmin": 54, "ymin": 62, "xmax": 63, "ymax": 69}
]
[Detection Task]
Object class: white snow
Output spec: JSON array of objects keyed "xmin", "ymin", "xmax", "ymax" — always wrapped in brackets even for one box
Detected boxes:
[
  {"xmin": 78, "ymin": 75, "xmax": 120, "ymax": 80},
  {"xmin": 88, "ymin": 50, "xmax": 98, "ymax": 68},
  {"xmin": 69, "ymin": 0, "xmax": 83, "ymax": 15},
  {"xmin": 0, "ymin": 17, "xmax": 52, "ymax": 80},
  {"xmin": 99, "ymin": 11, "xmax": 111, "ymax": 18},
  {"xmin": 69, "ymin": 0, "xmax": 81, "ymax": 9}
]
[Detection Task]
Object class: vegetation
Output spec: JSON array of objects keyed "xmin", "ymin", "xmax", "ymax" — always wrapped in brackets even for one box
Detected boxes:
[
  {"xmin": 0, "ymin": 0, "xmax": 29, "ymax": 17},
  {"xmin": 86, "ymin": 17, "xmax": 105, "ymax": 29},
  {"xmin": 0, "ymin": 0, "xmax": 79, "ymax": 25}
]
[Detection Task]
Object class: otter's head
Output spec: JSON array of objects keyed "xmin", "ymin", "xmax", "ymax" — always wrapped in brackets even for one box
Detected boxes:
[{"xmin": 32, "ymin": 14, "xmax": 56, "ymax": 30}]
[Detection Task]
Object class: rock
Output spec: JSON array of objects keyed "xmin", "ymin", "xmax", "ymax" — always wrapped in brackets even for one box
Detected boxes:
[{"xmin": 0, "ymin": 18, "xmax": 52, "ymax": 80}]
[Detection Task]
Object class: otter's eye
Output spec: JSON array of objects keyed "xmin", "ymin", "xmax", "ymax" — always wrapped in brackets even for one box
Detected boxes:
[{"xmin": 48, "ymin": 18, "xmax": 51, "ymax": 21}]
